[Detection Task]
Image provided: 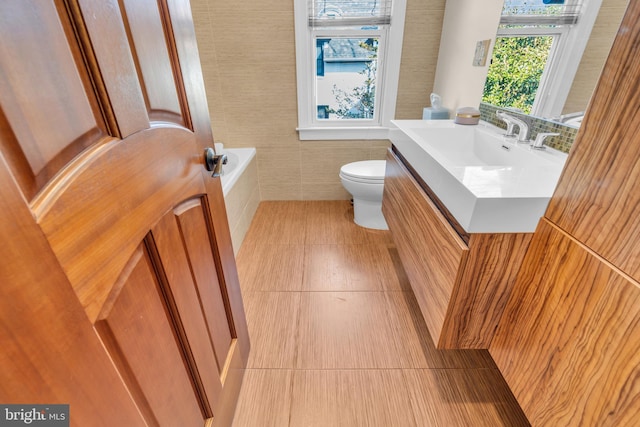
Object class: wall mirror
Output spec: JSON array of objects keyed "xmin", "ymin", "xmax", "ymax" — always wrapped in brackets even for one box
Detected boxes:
[{"xmin": 481, "ymin": 0, "xmax": 628, "ymax": 126}]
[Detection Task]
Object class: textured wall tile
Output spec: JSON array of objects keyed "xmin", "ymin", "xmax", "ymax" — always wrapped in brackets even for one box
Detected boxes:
[
  {"xmin": 257, "ymin": 146, "xmax": 302, "ymax": 200},
  {"xmin": 190, "ymin": 0, "xmax": 445, "ymax": 199}
]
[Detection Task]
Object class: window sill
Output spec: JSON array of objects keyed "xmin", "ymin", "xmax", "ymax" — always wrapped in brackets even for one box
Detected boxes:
[{"xmin": 297, "ymin": 126, "xmax": 391, "ymax": 140}]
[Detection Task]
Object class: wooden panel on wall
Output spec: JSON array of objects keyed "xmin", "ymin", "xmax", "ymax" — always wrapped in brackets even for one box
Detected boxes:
[
  {"xmin": 96, "ymin": 244, "xmax": 205, "ymax": 426},
  {"xmin": 546, "ymin": 0, "xmax": 640, "ymax": 280},
  {"xmin": 0, "ymin": 0, "xmax": 111, "ymax": 200},
  {"xmin": 120, "ymin": 0, "xmax": 189, "ymax": 126},
  {"xmin": 382, "ymin": 149, "xmax": 469, "ymax": 346},
  {"xmin": 490, "ymin": 219, "xmax": 640, "ymax": 426}
]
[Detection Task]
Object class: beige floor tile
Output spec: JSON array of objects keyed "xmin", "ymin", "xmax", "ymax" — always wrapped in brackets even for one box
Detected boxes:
[
  {"xmin": 290, "ymin": 369, "xmax": 417, "ymax": 427},
  {"xmin": 387, "ymin": 246, "xmax": 412, "ymax": 291},
  {"xmin": 237, "ymin": 243, "xmax": 304, "ymax": 291},
  {"xmin": 233, "ymin": 201, "xmax": 527, "ymax": 426},
  {"xmin": 231, "ymin": 369, "xmax": 293, "ymax": 427},
  {"xmin": 384, "ymin": 292, "xmax": 495, "ymax": 369},
  {"xmin": 243, "ymin": 201, "xmax": 307, "ymax": 246},
  {"xmin": 296, "ymin": 292, "xmax": 406, "ymax": 369},
  {"xmin": 403, "ymin": 369, "xmax": 530, "ymax": 427},
  {"xmin": 243, "ymin": 291, "xmax": 300, "ymax": 368},
  {"xmin": 304, "ymin": 200, "xmax": 393, "ymax": 245},
  {"xmin": 302, "ymin": 244, "xmax": 408, "ymax": 291}
]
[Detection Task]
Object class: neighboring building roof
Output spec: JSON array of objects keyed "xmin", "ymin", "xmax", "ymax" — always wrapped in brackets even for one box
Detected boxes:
[{"xmin": 322, "ymin": 38, "xmax": 375, "ymax": 61}]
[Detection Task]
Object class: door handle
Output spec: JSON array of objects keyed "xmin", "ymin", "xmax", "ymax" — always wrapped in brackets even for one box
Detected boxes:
[{"xmin": 204, "ymin": 148, "xmax": 228, "ymax": 177}]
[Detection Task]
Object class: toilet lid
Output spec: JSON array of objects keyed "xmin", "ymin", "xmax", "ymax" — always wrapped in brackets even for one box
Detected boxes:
[{"xmin": 340, "ymin": 160, "xmax": 386, "ymax": 181}]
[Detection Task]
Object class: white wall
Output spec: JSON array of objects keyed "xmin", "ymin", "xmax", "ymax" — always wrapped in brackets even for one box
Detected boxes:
[{"xmin": 432, "ymin": 0, "xmax": 503, "ymax": 112}]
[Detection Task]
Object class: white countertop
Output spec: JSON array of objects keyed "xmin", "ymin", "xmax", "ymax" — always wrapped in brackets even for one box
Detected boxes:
[{"xmin": 390, "ymin": 120, "xmax": 568, "ymax": 233}]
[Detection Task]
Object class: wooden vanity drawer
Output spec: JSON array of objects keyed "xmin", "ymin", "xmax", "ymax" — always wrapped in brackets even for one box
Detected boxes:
[
  {"xmin": 383, "ymin": 148, "xmax": 533, "ymax": 349},
  {"xmin": 382, "ymin": 149, "xmax": 469, "ymax": 346}
]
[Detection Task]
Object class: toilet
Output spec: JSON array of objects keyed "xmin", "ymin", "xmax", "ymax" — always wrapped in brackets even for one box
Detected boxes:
[{"xmin": 339, "ymin": 160, "xmax": 388, "ymax": 230}]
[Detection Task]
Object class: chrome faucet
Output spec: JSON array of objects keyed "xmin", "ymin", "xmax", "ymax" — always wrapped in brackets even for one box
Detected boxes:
[
  {"xmin": 496, "ymin": 111, "xmax": 530, "ymax": 143},
  {"xmin": 531, "ymin": 132, "xmax": 559, "ymax": 150},
  {"xmin": 496, "ymin": 110, "xmax": 517, "ymax": 137}
]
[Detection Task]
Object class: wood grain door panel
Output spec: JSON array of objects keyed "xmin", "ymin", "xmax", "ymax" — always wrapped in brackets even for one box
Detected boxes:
[
  {"xmin": 120, "ymin": 0, "xmax": 190, "ymax": 126},
  {"xmin": 0, "ymin": 0, "xmax": 112, "ymax": 200},
  {"xmin": 491, "ymin": 3, "xmax": 640, "ymax": 424},
  {"xmin": 74, "ymin": 0, "xmax": 150, "ymax": 137},
  {"xmin": 92, "ymin": 196, "xmax": 237, "ymax": 423},
  {"xmin": 151, "ymin": 199, "xmax": 233, "ymax": 413},
  {"xmin": 0, "ymin": 0, "xmax": 248, "ymax": 424},
  {"xmin": 38, "ymin": 127, "xmax": 205, "ymax": 322},
  {"xmin": 96, "ymin": 243, "xmax": 205, "ymax": 426},
  {"xmin": 0, "ymin": 156, "xmax": 147, "ymax": 427},
  {"xmin": 382, "ymin": 149, "xmax": 469, "ymax": 346},
  {"xmin": 173, "ymin": 198, "xmax": 235, "ymax": 372}
]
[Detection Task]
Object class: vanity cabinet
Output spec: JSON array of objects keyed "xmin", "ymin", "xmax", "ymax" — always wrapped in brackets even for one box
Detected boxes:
[
  {"xmin": 382, "ymin": 148, "xmax": 532, "ymax": 349},
  {"xmin": 489, "ymin": 2, "xmax": 640, "ymax": 424}
]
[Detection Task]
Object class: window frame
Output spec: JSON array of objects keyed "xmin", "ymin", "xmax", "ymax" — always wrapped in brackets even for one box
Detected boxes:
[
  {"xmin": 293, "ymin": 0, "xmax": 407, "ymax": 140},
  {"xmin": 493, "ymin": 26, "xmax": 566, "ymax": 116},
  {"xmin": 492, "ymin": 0, "xmax": 603, "ymax": 117}
]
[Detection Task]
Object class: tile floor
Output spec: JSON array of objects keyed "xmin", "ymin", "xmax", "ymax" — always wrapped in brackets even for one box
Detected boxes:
[{"xmin": 232, "ymin": 201, "xmax": 529, "ymax": 426}]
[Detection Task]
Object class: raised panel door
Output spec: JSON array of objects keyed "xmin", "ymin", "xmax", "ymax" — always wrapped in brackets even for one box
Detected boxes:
[
  {"xmin": 0, "ymin": 0, "xmax": 248, "ymax": 425},
  {"xmin": 96, "ymin": 243, "xmax": 205, "ymax": 425}
]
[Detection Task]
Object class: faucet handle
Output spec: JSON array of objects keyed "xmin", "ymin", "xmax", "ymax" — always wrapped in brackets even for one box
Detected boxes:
[
  {"xmin": 532, "ymin": 133, "xmax": 559, "ymax": 150},
  {"xmin": 496, "ymin": 110, "xmax": 517, "ymax": 137}
]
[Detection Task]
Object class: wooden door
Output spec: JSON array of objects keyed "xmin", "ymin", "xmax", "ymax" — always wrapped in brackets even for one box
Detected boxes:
[{"xmin": 0, "ymin": 1, "xmax": 249, "ymax": 426}]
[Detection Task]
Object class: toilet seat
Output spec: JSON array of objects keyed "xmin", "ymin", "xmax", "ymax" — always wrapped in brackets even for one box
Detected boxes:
[{"xmin": 339, "ymin": 160, "xmax": 386, "ymax": 183}]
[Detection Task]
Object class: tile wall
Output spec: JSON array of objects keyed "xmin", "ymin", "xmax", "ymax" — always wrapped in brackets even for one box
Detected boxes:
[
  {"xmin": 190, "ymin": 0, "xmax": 447, "ymax": 200},
  {"xmin": 479, "ymin": 102, "xmax": 579, "ymax": 154}
]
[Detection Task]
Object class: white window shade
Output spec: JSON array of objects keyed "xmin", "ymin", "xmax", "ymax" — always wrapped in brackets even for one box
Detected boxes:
[
  {"xmin": 500, "ymin": 0, "xmax": 584, "ymax": 25},
  {"xmin": 308, "ymin": 0, "xmax": 392, "ymax": 27}
]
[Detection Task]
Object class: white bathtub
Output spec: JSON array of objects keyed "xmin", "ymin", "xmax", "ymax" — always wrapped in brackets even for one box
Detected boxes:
[
  {"xmin": 219, "ymin": 146, "xmax": 257, "ymax": 196},
  {"xmin": 216, "ymin": 145, "xmax": 259, "ymax": 254}
]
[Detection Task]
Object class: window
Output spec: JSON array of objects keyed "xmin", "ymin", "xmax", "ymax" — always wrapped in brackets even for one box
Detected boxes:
[
  {"xmin": 316, "ymin": 36, "xmax": 379, "ymax": 120},
  {"xmin": 483, "ymin": 31, "xmax": 559, "ymax": 115},
  {"xmin": 294, "ymin": 0, "xmax": 407, "ymax": 140},
  {"xmin": 482, "ymin": 0, "xmax": 600, "ymax": 117}
]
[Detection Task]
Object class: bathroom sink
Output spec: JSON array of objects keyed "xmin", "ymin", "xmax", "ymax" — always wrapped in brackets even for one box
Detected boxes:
[{"xmin": 389, "ymin": 120, "xmax": 568, "ymax": 233}]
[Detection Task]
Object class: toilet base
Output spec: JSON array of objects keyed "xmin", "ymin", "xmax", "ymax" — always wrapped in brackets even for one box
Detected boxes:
[{"xmin": 353, "ymin": 199, "xmax": 388, "ymax": 230}]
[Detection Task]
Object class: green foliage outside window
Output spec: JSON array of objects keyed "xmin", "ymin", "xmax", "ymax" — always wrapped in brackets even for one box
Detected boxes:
[{"xmin": 482, "ymin": 36, "xmax": 553, "ymax": 114}]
